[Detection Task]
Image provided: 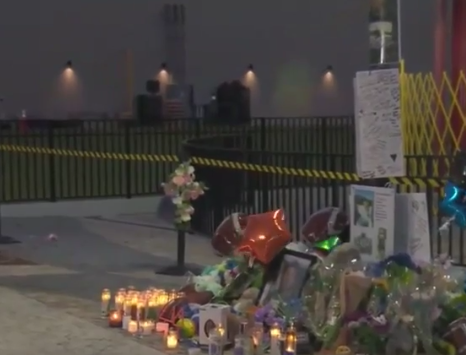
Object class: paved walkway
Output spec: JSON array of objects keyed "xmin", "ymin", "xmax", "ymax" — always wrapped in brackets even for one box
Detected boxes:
[
  {"xmin": 0, "ymin": 214, "xmax": 218, "ymax": 354},
  {"xmin": 0, "ymin": 286, "xmax": 164, "ymax": 355}
]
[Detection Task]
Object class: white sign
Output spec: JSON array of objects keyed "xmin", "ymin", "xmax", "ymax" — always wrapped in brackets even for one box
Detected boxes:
[
  {"xmin": 354, "ymin": 68, "xmax": 405, "ymax": 179},
  {"xmin": 394, "ymin": 193, "xmax": 431, "ymax": 262},
  {"xmin": 349, "ymin": 185, "xmax": 395, "ymax": 262}
]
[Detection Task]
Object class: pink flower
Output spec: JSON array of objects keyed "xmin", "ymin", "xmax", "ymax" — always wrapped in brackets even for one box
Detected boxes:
[
  {"xmin": 183, "ymin": 174, "xmax": 193, "ymax": 184},
  {"xmin": 172, "ymin": 175, "xmax": 185, "ymax": 186},
  {"xmin": 189, "ymin": 191, "xmax": 200, "ymax": 200}
]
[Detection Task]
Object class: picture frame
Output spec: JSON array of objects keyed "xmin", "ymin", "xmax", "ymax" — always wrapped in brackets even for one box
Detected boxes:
[{"xmin": 257, "ymin": 249, "xmax": 318, "ymax": 306}]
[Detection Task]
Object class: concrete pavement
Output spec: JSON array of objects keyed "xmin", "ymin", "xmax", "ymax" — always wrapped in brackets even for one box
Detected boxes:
[
  {"xmin": 0, "ymin": 286, "xmax": 165, "ymax": 355},
  {"xmin": 0, "ymin": 215, "xmax": 215, "ymax": 355}
]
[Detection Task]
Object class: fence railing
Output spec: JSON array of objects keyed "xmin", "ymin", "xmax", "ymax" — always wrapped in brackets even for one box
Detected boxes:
[{"xmin": 0, "ymin": 117, "xmax": 354, "ymax": 202}]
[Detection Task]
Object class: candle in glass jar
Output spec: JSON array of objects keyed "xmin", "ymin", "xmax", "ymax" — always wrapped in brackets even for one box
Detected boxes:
[
  {"xmin": 269, "ymin": 323, "xmax": 281, "ymax": 355},
  {"xmin": 283, "ymin": 325, "xmax": 297, "ymax": 355},
  {"xmin": 127, "ymin": 320, "xmax": 138, "ymax": 334},
  {"xmin": 130, "ymin": 293, "xmax": 139, "ymax": 319},
  {"xmin": 137, "ymin": 296, "xmax": 146, "ymax": 320},
  {"xmin": 108, "ymin": 309, "xmax": 123, "ymax": 328},
  {"xmin": 166, "ymin": 329, "xmax": 179, "ymax": 349},
  {"xmin": 147, "ymin": 298, "xmax": 158, "ymax": 319},
  {"xmin": 141, "ymin": 320, "xmax": 154, "ymax": 335},
  {"xmin": 101, "ymin": 289, "xmax": 111, "ymax": 317},
  {"xmin": 158, "ymin": 290, "xmax": 169, "ymax": 306},
  {"xmin": 115, "ymin": 293, "xmax": 125, "ymax": 312},
  {"xmin": 252, "ymin": 323, "xmax": 264, "ymax": 355}
]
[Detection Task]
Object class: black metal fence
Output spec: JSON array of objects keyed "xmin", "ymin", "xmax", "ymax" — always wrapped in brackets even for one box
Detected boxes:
[
  {"xmin": 0, "ymin": 117, "xmax": 463, "ymax": 262},
  {"xmin": 0, "ymin": 117, "xmax": 353, "ymax": 202}
]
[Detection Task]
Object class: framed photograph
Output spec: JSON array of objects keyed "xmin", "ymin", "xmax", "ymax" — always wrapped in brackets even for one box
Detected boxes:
[{"xmin": 257, "ymin": 249, "xmax": 318, "ymax": 306}]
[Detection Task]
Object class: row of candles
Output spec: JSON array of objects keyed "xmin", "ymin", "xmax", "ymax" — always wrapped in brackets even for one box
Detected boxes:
[
  {"xmin": 101, "ymin": 287, "xmax": 183, "ymax": 349},
  {"xmin": 206, "ymin": 319, "xmax": 297, "ymax": 355},
  {"xmin": 231, "ymin": 322, "xmax": 297, "ymax": 355},
  {"xmin": 101, "ymin": 287, "xmax": 299, "ymax": 355}
]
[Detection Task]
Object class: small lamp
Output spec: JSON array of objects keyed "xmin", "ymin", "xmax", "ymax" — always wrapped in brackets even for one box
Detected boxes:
[
  {"xmin": 166, "ymin": 328, "xmax": 179, "ymax": 349},
  {"xmin": 161, "ymin": 62, "xmax": 168, "ymax": 71},
  {"xmin": 325, "ymin": 65, "xmax": 333, "ymax": 73},
  {"xmin": 65, "ymin": 60, "xmax": 72, "ymax": 69},
  {"xmin": 248, "ymin": 64, "xmax": 254, "ymax": 72}
]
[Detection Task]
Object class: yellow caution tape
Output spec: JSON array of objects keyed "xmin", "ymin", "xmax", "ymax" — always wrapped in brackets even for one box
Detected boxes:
[{"xmin": 0, "ymin": 144, "xmax": 444, "ymax": 188}]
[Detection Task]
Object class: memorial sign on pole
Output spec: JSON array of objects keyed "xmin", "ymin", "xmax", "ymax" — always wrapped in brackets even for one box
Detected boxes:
[{"xmin": 354, "ymin": 68, "xmax": 405, "ymax": 179}]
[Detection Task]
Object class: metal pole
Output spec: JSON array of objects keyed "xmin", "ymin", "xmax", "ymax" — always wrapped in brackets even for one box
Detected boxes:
[{"xmin": 396, "ymin": 0, "xmax": 402, "ymax": 60}]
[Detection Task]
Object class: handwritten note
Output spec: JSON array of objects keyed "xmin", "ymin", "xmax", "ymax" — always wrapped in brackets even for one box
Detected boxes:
[
  {"xmin": 354, "ymin": 68, "xmax": 405, "ymax": 178},
  {"xmin": 394, "ymin": 193, "xmax": 431, "ymax": 262}
]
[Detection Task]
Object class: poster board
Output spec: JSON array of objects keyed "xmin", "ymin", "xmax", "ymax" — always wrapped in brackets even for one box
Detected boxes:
[
  {"xmin": 353, "ymin": 68, "xmax": 405, "ymax": 179},
  {"xmin": 349, "ymin": 185, "xmax": 395, "ymax": 261},
  {"xmin": 394, "ymin": 193, "xmax": 431, "ymax": 262}
]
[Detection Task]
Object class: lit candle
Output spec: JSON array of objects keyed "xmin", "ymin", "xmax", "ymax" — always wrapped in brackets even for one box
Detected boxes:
[
  {"xmin": 115, "ymin": 293, "xmax": 125, "ymax": 312},
  {"xmin": 123, "ymin": 293, "xmax": 132, "ymax": 316},
  {"xmin": 282, "ymin": 325, "xmax": 297, "ymax": 355},
  {"xmin": 108, "ymin": 309, "xmax": 123, "ymax": 328},
  {"xmin": 252, "ymin": 323, "xmax": 264, "ymax": 355},
  {"xmin": 147, "ymin": 297, "xmax": 158, "ymax": 320},
  {"xmin": 137, "ymin": 295, "xmax": 146, "ymax": 320},
  {"xmin": 122, "ymin": 314, "xmax": 131, "ymax": 330},
  {"xmin": 128, "ymin": 320, "xmax": 138, "ymax": 334},
  {"xmin": 101, "ymin": 289, "xmax": 111, "ymax": 317},
  {"xmin": 166, "ymin": 329, "xmax": 179, "ymax": 349},
  {"xmin": 158, "ymin": 290, "xmax": 169, "ymax": 306},
  {"xmin": 130, "ymin": 293, "xmax": 139, "ymax": 319},
  {"xmin": 269, "ymin": 323, "xmax": 281, "ymax": 355},
  {"xmin": 208, "ymin": 324, "xmax": 225, "ymax": 355},
  {"xmin": 141, "ymin": 320, "xmax": 154, "ymax": 335}
]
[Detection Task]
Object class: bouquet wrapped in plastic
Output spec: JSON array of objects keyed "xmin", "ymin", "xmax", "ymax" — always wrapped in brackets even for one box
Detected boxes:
[
  {"xmin": 302, "ymin": 244, "xmax": 368, "ymax": 352},
  {"xmin": 384, "ymin": 257, "xmax": 463, "ymax": 355}
]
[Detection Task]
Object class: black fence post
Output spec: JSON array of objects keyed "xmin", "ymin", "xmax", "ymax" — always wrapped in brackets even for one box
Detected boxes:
[
  {"xmin": 47, "ymin": 122, "xmax": 56, "ymax": 202},
  {"xmin": 124, "ymin": 123, "xmax": 132, "ymax": 198}
]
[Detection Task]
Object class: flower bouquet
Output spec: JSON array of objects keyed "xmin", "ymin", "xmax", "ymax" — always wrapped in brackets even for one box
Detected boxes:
[{"xmin": 162, "ymin": 161, "xmax": 207, "ymax": 230}]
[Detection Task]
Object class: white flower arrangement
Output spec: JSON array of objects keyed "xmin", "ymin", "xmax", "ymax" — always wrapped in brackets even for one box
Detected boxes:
[{"xmin": 161, "ymin": 161, "xmax": 207, "ymax": 230}]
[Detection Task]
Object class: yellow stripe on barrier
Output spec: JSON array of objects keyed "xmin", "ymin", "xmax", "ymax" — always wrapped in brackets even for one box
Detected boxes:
[{"xmin": 0, "ymin": 144, "xmax": 444, "ymax": 188}]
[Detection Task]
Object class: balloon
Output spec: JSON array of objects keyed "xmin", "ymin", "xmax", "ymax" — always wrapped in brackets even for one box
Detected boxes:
[
  {"xmin": 212, "ymin": 213, "xmax": 248, "ymax": 256},
  {"xmin": 440, "ymin": 152, "xmax": 466, "ymax": 229},
  {"xmin": 440, "ymin": 180, "xmax": 466, "ymax": 228},
  {"xmin": 314, "ymin": 235, "xmax": 341, "ymax": 252},
  {"xmin": 301, "ymin": 207, "xmax": 349, "ymax": 244},
  {"xmin": 176, "ymin": 318, "xmax": 197, "ymax": 338},
  {"xmin": 236, "ymin": 209, "xmax": 291, "ymax": 265}
]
